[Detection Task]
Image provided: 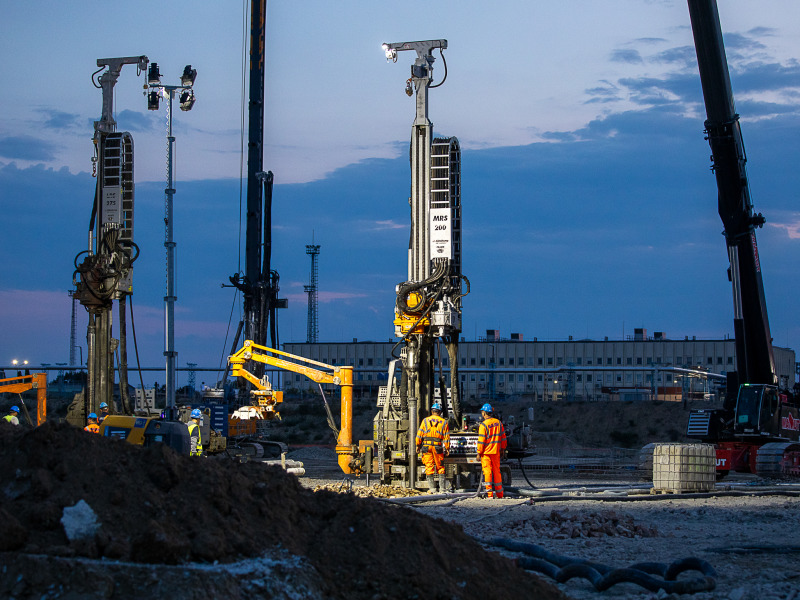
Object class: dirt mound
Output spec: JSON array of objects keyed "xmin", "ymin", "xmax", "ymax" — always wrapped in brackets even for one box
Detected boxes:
[{"xmin": 0, "ymin": 422, "xmax": 565, "ymax": 599}]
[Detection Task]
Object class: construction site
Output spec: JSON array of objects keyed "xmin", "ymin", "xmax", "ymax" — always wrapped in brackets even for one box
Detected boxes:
[{"xmin": 2, "ymin": 1, "xmax": 800, "ymax": 599}]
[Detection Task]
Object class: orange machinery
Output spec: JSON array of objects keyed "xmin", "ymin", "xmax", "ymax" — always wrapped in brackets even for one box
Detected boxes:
[{"xmin": 0, "ymin": 373, "xmax": 47, "ymax": 426}]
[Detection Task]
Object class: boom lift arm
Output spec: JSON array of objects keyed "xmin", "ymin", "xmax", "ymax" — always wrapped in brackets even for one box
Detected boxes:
[{"xmin": 228, "ymin": 340, "xmax": 358, "ymax": 474}]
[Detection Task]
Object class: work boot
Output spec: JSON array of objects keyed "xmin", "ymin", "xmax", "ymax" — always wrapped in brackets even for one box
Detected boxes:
[{"xmin": 438, "ymin": 474, "xmax": 447, "ymax": 493}]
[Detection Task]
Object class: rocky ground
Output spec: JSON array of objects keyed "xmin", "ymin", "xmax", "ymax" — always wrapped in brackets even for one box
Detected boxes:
[{"xmin": 295, "ymin": 447, "xmax": 800, "ymax": 600}]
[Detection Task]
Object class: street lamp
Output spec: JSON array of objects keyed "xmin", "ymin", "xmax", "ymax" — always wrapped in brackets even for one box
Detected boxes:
[{"xmin": 146, "ymin": 64, "xmax": 197, "ymax": 417}]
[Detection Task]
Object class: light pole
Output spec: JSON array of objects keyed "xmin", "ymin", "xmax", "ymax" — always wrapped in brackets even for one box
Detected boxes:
[{"xmin": 146, "ymin": 63, "xmax": 196, "ymax": 417}]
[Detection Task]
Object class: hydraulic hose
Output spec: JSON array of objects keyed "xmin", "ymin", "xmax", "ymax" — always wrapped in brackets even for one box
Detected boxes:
[{"xmin": 486, "ymin": 537, "xmax": 716, "ymax": 594}]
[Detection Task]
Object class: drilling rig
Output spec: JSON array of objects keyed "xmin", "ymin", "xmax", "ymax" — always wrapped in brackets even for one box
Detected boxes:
[
  {"xmin": 368, "ymin": 41, "xmax": 501, "ymax": 491},
  {"xmin": 69, "ymin": 56, "xmax": 147, "ymax": 425}
]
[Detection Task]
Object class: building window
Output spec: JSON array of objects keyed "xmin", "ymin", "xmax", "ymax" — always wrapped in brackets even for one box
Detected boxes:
[
  {"xmin": 442, "ymin": 358, "xmax": 448, "ymax": 366},
  {"xmin": 461, "ymin": 358, "xmax": 466, "ymax": 366},
  {"xmin": 576, "ymin": 357, "xmax": 583, "ymax": 365},
  {"xmin": 359, "ymin": 359, "xmax": 364, "ymax": 366},
  {"xmin": 528, "ymin": 375, "xmax": 534, "ymax": 382},
  {"xmin": 367, "ymin": 358, "xmax": 373, "ymax": 366},
  {"xmin": 509, "ymin": 358, "xmax": 514, "ymax": 366},
  {"xmin": 707, "ymin": 356, "xmax": 713, "ymax": 364},
  {"xmin": 480, "ymin": 358, "xmax": 486, "ymax": 366},
  {"xmin": 471, "ymin": 358, "xmax": 476, "ymax": 366},
  {"xmin": 498, "ymin": 374, "xmax": 505, "ymax": 383},
  {"xmin": 576, "ymin": 374, "xmax": 582, "ymax": 382},
  {"xmin": 617, "ymin": 358, "xmax": 622, "ymax": 365},
  {"xmin": 587, "ymin": 374, "xmax": 592, "ymax": 382},
  {"xmin": 607, "ymin": 358, "xmax": 612, "ymax": 365},
  {"xmin": 461, "ymin": 374, "xmax": 466, "ymax": 381},
  {"xmin": 538, "ymin": 357, "xmax": 543, "ymax": 366},
  {"xmin": 537, "ymin": 375, "xmax": 543, "ymax": 382},
  {"xmin": 547, "ymin": 357, "xmax": 553, "ymax": 366},
  {"xmin": 626, "ymin": 357, "xmax": 633, "ymax": 365},
  {"xmin": 636, "ymin": 357, "xmax": 643, "ymax": 365},
  {"xmin": 717, "ymin": 357, "xmax": 722, "ymax": 365},
  {"xmin": 518, "ymin": 374, "xmax": 523, "ymax": 382},
  {"xmin": 727, "ymin": 357, "xmax": 733, "ymax": 365},
  {"xmin": 470, "ymin": 374, "xmax": 475, "ymax": 381},
  {"xmin": 646, "ymin": 357, "xmax": 652, "ymax": 365},
  {"xmin": 499, "ymin": 358, "xmax": 505, "ymax": 366}
]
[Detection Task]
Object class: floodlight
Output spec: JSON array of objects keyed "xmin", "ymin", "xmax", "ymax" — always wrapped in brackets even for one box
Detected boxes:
[
  {"xmin": 382, "ymin": 43, "xmax": 397, "ymax": 62},
  {"xmin": 180, "ymin": 65, "xmax": 197, "ymax": 87},
  {"xmin": 179, "ymin": 90, "xmax": 195, "ymax": 111},
  {"xmin": 147, "ymin": 62, "xmax": 161, "ymax": 85},
  {"xmin": 147, "ymin": 91, "xmax": 160, "ymax": 110}
]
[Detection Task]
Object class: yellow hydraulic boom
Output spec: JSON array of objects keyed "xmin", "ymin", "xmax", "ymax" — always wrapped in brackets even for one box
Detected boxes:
[{"xmin": 228, "ymin": 340, "xmax": 358, "ymax": 474}]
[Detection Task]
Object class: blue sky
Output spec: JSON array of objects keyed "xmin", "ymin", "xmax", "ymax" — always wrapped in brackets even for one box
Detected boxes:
[{"xmin": 1, "ymin": 1, "xmax": 799, "ymax": 383}]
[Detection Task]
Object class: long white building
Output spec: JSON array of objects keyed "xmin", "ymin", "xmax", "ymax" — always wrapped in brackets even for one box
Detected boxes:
[{"xmin": 283, "ymin": 328, "xmax": 796, "ymax": 404}]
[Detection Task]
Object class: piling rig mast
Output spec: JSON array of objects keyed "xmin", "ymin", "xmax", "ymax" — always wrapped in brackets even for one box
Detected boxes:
[
  {"xmin": 376, "ymin": 40, "xmax": 471, "ymax": 489},
  {"xmin": 71, "ymin": 56, "xmax": 147, "ymax": 422},
  {"xmin": 228, "ymin": 0, "xmax": 286, "ymax": 391}
]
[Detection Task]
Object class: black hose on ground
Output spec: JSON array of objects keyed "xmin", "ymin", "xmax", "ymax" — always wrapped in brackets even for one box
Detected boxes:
[
  {"xmin": 486, "ymin": 537, "xmax": 716, "ymax": 594},
  {"xmin": 517, "ymin": 457, "xmax": 536, "ymax": 489}
]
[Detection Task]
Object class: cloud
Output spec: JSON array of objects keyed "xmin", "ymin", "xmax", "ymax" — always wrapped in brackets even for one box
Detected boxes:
[
  {"xmin": 610, "ymin": 49, "xmax": 643, "ymax": 64},
  {"xmin": 38, "ymin": 109, "xmax": 81, "ymax": 130},
  {"xmin": 0, "ymin": 136, "xmax": 57, "ymax": 161},
  {"xmin": 361, "ymin": 219, "xmax": 406, "ymax": 231},
  {"xmin": 767, "ymin": 217, "xmax": 800, "ymax": 239},
  {"xmin": 114, "ymin": 109, "xmax": 160, "ymax": 132}
]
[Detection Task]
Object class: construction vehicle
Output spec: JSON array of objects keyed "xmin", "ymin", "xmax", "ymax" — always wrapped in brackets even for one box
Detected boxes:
[
  {"xmin": 67, "ymin": 55, "xmax": 149, "ymax": 428},
  {"xmin": 684, "ymin": 0, "xmax": 800, "ymax": 477},
  {"xmin": 99, "ymin": 414, "xmax": 191, "ymax": 454},
  {"xmin": 228, "ymin": 340, "xmax": 358, "ymax": 474},
  {"xmin": 0, "ymin": 373, "xmax": 47, "ymax": 426},
  {"xmin": 367, "ymin": 40, "xmax": 530, "ymax": 491}
]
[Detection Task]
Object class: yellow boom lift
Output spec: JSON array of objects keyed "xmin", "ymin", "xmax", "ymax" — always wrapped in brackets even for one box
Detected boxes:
[{"xmin": 228, "ymin": 340, "xmax": 360, "ymax": 474}]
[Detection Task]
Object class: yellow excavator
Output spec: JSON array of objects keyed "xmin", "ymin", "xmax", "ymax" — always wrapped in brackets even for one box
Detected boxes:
[{"xmin": 228, "ymin": 340, "xmax": 361, "ymax": 474}]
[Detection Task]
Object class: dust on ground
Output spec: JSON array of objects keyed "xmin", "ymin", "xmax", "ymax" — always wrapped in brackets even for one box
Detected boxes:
[{"xmin": 0, "ymin": 421, "xmax": 566, "ymax": 600}]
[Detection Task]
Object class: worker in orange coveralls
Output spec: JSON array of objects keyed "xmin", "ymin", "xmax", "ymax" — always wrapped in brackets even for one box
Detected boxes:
[
  {"xmin": 84, "ymin": 413, "xmax": 100, "ymax": 434},
  {"xmin": 477, "ymin": 403, "xmax": 507, "ymax": 498},
  {"xmin": 415, "ymin": 403, "xmax": 450, "ymax": 493}
]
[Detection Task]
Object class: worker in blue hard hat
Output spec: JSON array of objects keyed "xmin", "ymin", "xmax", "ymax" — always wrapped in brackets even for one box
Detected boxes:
[
  {"xmin": 187, "ymin": 408, "xmax": 203, "ymax": 456},
  {"xmin": 98, "ymin": 402, "xmax": 110, "ymax": 424},
  {"xmin": 3, "ymin": 406, "xmax": 20, "ymax": 426},
  {"xmin": 415, "ymin": 402, "xmax": 450, "ymax": 493},
  {"xmin": 84, "ymin": 413, "xmax": 100, "ymax": 434},
  {"xmin": 477, "ymin": 403, "xmax": 507, "ymax": 499}
]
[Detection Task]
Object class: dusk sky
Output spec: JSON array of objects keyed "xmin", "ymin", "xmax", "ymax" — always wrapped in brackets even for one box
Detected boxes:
[{"xmin": 1, "ymin": 1, "xmax": 799, "ymax": 387}]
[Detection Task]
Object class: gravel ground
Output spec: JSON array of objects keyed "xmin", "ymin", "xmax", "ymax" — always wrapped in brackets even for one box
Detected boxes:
[{"xmin": 293, "ymin": 449, "xmax": 800, "ymax": 600}]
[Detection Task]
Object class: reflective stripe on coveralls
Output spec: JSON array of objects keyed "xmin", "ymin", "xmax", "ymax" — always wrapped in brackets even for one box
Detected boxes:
[
  {"xmin": 416, "ymin": 414, "xmax": 450, "ymax": 476},
  {"xmin": 84, "ymin": 423, "xmax": 100, "ymax": 434},
  {"xmin": 478, "ymin": 417, "xmax": 507, "ymax": 498}
]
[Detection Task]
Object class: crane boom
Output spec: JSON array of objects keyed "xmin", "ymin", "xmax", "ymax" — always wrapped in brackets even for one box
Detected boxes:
[{"xmin": 688, "ymin": 0, "xmax": 776, "ymax": 402}]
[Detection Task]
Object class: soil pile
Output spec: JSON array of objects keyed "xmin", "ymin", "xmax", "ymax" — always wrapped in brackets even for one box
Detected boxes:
[{"xmin": 0, "ymin": 422, "xmax": 565, "ymax": 599}]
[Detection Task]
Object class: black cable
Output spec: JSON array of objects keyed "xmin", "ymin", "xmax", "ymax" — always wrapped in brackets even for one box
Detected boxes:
[
  {"xmin": 91, "ymin": 66, "xmax": 104, "ymax": 89},
  {"xmin": 429, "ymin": 49, "xmax": 447, "ymax": 88},
  {"xmin": 128, "ymin": 295, "xmax": 147, "ymax": 403},
  {"xmin": 487, "ymin": 537, "xmax": 717, "ymax": 594}
]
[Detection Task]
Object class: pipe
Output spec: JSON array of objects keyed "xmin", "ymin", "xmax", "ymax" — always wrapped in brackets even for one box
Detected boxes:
[{"xmin": 336, "ymin": 366, "xmax": 355, "ymax": 474}]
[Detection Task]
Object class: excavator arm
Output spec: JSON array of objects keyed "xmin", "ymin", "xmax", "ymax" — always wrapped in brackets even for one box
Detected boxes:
[{"xmin": 228, "ymin": 340, "xmax": 359, "ymax": 474}]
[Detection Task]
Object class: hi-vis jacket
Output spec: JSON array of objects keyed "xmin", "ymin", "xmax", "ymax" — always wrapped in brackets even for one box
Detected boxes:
[
  {"xmin": 187, "ymin": 421, "xmax": 203, "ymax": 456},
  {"xmin": 415, "ymin": 414, "xmax": 450, "ymax": 454},
  {"xmin": 477, "ymin": 417, "xmax": 507, "ymax": 455}
]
